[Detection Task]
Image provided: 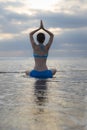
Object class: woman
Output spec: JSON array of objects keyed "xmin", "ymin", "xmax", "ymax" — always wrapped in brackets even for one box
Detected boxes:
[{"xmin": 26, "ymin": 20, "xmax": 56, "ymax": 78}]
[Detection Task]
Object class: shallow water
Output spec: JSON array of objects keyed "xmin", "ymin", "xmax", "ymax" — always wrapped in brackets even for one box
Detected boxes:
[{"xmin": 0, "ymin": 58, "xmax": 87, "ymax": 130}]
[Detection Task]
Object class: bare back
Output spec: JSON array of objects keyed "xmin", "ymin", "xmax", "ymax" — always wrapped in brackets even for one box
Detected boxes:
[{"xmin": 33, "ymin": 45, "xmax": 48, "ymax": 71}]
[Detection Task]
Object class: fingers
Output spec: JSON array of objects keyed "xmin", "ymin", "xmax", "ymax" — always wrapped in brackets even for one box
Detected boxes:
[
  {"xmin": 40, "ymin": 20, "xmax": 44, "ymax": 29},
  {"xmin": 39, "ymin": 20, "xmax": 42, "ymax": 29},
  {"xmin": 41, "ymin": 20, "xmax": 43, "ymax": 25}
]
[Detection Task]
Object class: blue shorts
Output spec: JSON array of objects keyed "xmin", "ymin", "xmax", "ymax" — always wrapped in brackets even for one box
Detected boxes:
[{"xmin": 29, "ymin": 70, "xmax": 53, "ymax": 78}]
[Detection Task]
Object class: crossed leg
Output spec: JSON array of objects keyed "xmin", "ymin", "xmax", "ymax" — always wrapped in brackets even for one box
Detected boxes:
[
  {"xmin": 25, "ymin": 70, "xmax": 30, "ymax": 75},
  {"xmin": 51, "ymin": 69, "xmax": 57, "ymax": 76},
  {"xmin": 25, "ymin": 69, "xmax": 57, "ymax": 77}
]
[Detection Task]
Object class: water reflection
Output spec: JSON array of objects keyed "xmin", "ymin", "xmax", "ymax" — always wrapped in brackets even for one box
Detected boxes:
[{"xmin": 34, "ymin": 79, "xmax": 48, "ymax": 112}]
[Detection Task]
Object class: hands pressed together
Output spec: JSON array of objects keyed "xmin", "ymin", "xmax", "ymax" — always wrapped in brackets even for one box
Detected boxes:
[
  {"xmin": 30, "ymin": 20, "xmax": 54, "ymax": 37},
  {"xmin": 40, "ymin": 20, "xmax": 44, "ymax": 29}
]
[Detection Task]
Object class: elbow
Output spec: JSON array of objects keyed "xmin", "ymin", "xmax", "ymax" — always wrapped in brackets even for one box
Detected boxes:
[
  {"xmin": 51, "ymin": 33, "xmax": 54, "ymax": 37},
  {"xmin": 29, "ymin": 31, "xmax": 34, "ymax": 35},
  {"xmin": 29, "ymin": 32, "xmax": 32, "ymax": 36},
  {"xmin": 29, "ymin": 32, "xmax": 33, "ymax": 38}
]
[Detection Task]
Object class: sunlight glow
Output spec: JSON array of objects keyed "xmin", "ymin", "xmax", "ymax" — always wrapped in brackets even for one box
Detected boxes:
[
  {"xmin": 5, "ymin": 6, "xmax": 34, "ymax": 15},
  {"xmin": 2, "ymin": 0, "xmax": 61, "ymax": 15},
  {"xmin": 49, "ymin": 28, "xmax": 63, "ymax": 35},
  {"xmin": 0, "ymin": 33, "xmax": 17, "ymax": 40},
  {"xmin": 29, "ymin": 0, "xmax": 60, "ymax": 10}
]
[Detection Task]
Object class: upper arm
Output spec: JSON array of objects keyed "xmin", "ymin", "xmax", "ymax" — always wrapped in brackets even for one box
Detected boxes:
[
  {"xmin": 29, "ymin": 33, "xmax": 36, "ymax": 49},
  {"xmin": 46, "ymin": 34, "xmax": 54, "ymax": 50}
]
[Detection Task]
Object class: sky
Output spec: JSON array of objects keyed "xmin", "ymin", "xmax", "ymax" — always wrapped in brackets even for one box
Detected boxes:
[{"xmin": 0, "ymin": 0, "xmax": 87, "ymax": 58}]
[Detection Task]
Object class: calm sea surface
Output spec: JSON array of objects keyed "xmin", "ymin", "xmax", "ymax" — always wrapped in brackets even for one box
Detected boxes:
[{"xmin": 0, "ymin": 57, "xmax": 87, "ymax": 130}]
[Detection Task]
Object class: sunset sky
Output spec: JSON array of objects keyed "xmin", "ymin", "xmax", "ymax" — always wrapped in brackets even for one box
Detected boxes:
[{"xmin": 0, "ymin": 0, "xmax": 87, "ymax": 57}]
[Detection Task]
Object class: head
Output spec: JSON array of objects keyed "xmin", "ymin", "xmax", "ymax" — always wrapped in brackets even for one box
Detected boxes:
[{"xmin": 37, "ymin": 33, "xmax": 45, "ymax": 44}]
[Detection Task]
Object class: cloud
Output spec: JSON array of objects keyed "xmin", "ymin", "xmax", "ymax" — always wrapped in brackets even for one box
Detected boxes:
[
  {"xmin": 0, "ymin": 34, "xmax": 31, "ymax": 51},
  {"xmin": 53, "ymin": 0, "xmax": 87, "ymax": 14},
  {"xmin": 0, "ymin": 0, "xmax": 87, "ymax": 57},
  {"xmin": 36, "ymin": 11, "xmax": 87, "ymax": 29},
  {"xmin": 0, "ymin": 8, "xmax": 30, "ymax": 34},
  {"xmin": 56, "ymin": 28, "xmax": 87, "ymax": 45}
]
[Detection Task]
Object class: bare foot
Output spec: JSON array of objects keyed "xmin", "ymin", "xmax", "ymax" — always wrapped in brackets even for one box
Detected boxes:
[
  {"xmin": 51, "ymin": 69, "xmax": 57, "ymax": 75},
  {"xmin": 25, "ymin": 71, "xmax": 30, "ymax": 75}
]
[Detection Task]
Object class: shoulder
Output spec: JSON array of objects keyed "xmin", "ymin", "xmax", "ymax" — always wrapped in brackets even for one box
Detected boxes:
[{"xmin": 33, "ymin": 44, "xmax": 39, "ymax": 50}]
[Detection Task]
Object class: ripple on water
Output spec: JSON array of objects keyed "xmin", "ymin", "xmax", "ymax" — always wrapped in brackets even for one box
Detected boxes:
[{"xmin": 0, "ymin": 59, "xmax": 87, "ymax": 130}]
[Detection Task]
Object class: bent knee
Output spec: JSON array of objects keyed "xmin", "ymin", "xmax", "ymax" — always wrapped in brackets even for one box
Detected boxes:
[
  {"xmin": 25, "ymin": 71, "xmax": 30, "ymax": 75},
  {"xmin": 51, "ymin": 69, "xmax": 57, "ymax": 75}
]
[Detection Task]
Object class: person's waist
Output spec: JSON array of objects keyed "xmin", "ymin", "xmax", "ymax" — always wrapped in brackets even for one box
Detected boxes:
[{"xmin": 34, "ymin": 65, "xmax": 48, "ymax": 71}]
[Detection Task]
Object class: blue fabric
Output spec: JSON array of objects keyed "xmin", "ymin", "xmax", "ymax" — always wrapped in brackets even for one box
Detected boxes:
[
  {"xmin": 33, "ymin": 54, "xmax": 48, "ymax": 58},
  {"xmin": 33, "ymin": 44, "xmax": 48, "ymax": 58},
  {"xmin": 29, "ymin": 70, "xmax": 53, "ymax": 78}
]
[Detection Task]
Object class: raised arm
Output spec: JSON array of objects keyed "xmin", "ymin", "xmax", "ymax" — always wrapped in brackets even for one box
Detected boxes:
[
  {"xmin": 30, "ymin": 27, "xmax": 40, "ymax": 48},
  {"xmin": 41, "ymin": 20, "xmax": 54, "ymax": 50}
]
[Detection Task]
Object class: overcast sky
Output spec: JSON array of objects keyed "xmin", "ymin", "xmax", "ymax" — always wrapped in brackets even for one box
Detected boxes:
[{"xmin": 0, "ymin": 0, "xmax": 87, "ymax": 58}]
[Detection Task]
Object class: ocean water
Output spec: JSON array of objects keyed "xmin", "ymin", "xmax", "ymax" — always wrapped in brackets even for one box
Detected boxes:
[{"xmin": 0, "ymin": 57, "xmax": 87, "ymax": 130}]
